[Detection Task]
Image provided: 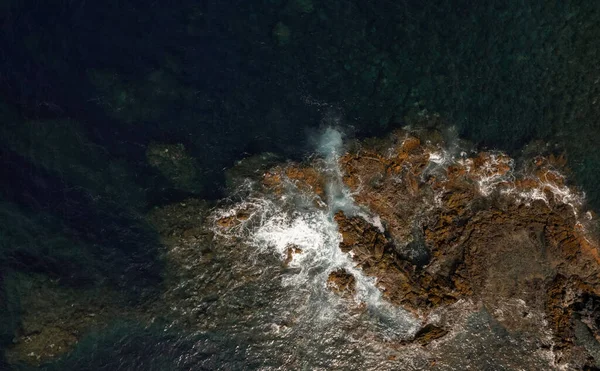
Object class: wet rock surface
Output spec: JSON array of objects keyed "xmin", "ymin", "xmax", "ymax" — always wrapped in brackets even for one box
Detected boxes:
[
  {"xmin": 327, "ymin": 269, "xmax": 356, "ymax": 298},
  {"xmin": 341, "ymin": 130, "xmax": 600, "ymax": 367},
  {"xmin": 213, "ymin": 127, "xmax": 600, "ymax": 369},
  {"xmin": 410, "ymin": 324, "xmax": 449, "ymax": 347},
  {"xmin": 4, "ymin": 274, "xmax": 148, "ymax": 366}
]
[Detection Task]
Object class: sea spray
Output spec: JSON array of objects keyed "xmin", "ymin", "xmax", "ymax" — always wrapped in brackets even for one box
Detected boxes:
[{"xmin": 316, "ymin": 128, "xmax": 420, "ymax": 337}]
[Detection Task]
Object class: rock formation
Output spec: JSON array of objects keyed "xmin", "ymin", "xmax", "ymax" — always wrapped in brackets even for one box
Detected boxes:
[{"xmin": 216, "ymin": 128, "xmax": 600, "ymax": 368}]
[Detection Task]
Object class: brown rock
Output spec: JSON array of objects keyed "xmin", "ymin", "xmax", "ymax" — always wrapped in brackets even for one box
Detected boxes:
[
  {"xmin": 332, "ymin": 129, "xmax": 600, "ymax": 361},
  {"xmin": 327, "ymin": 269, "xmax": 357, "ymax": 297},
  {"xmin": 215, "ymin": 127, "xmax": 600, "ymax": 363},
  {"xmin": 283, "ymin": 245, "xmax": 302, "ymax": 267},
  {"xmin": 412, "ymin": 324, "xmax": 449, "ymax": 346}
]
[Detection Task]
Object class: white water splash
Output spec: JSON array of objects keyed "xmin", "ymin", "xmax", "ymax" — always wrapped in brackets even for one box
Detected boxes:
[
  {"xmin": 457, "ymin": 152, "xmax": 515, "ymax": 196},
  {"xmin": 508, "ymin": 169, "xmax": 584, "ymax": 214},
  {"xmin": 213, "ymin": 127, "xmax": 419, "ymax": 338}
]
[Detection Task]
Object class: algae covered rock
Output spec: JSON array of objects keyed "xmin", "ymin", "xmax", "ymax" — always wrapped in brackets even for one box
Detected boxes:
[
  {"xmin": 39, "ymin": 321, "xmax": 200, "ymax": 371},
  {"xmin": 287, "ymin": 0, "xmax": 314, "ymax": 14},
  {"xmin": 327, "ymin": 268, "xmax": 356, "ymax": 298},
  {"xmin": 224, "ymin": 152, "xmax": 280, "ymax": 191},
  {"xmin": 273, "ymin": 22, "xmax": 291, "ymax": 46},
  {"xmin": 146, "ymin": 142, "xmax": 202, "ymax": 194},
  {"xmin": 3, "ymin": 273, "xmax": 146, "ymax": 367}
]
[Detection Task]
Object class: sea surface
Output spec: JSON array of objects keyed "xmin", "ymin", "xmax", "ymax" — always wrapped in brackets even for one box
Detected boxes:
[{"xmin": 1, "ymin": 1, "xmax": 600, "ymax": 370}]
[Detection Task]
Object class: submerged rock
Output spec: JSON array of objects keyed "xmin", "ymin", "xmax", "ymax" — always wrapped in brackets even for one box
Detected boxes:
[
  {"xmin": 4, "ymin": 274, "xmax": 147, "ymax": 366},
  {"xmin": 272, "ymin": 22, "xmax": 291, "ymax": 46},
  {"xmin": 146, "ymin": 142, "xmax": 202, "ymax": 193},
  {"xmin": 287, "ymin": 0, "xmax": 314, "ymax": 14}
]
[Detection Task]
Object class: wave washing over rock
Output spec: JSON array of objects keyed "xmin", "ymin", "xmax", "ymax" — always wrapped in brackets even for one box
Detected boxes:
[{"xmin": 212, "ymin": 126, "xmax": 600, "ymax": 370}]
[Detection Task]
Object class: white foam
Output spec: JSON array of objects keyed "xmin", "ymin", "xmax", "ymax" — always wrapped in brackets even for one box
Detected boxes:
[
  {"xmin": 249, "ymin": 196, "xmax": 418, "ymax": 336},
  {"xmin": 212, "ymin": 127, "xmax": 420, "ymax": 337},
  {"xmin": 497, "ymin": 168, "xmax": 584, "ymax": 217},
  {"xmin": 428, "ymin": 150, "xmax": 450, "ymax": 166},
  {"xmin": 457, "ymin": 153, "xmax": 515, "ymax": 197},
  {"xmin": 251, "ymin": 209, "xmax": 344, "ymax": 286},
  {"xmin": 317, "ymin": 127, "xmax": 344, "ymax": 159}
]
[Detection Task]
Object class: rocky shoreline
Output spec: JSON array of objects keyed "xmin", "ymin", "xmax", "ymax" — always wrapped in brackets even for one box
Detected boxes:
[{"xmin": 216, "ymin": 127, "xmax": 600, "ymax": 369}]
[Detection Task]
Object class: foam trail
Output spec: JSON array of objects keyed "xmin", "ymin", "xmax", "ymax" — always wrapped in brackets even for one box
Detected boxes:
[
  {"xmin": 313, "ymin": 127, "xmax": 357, "ymax": 215},
  {"xmin": 271, "ymin": 128, "xmax": 418, "ymax": 336},
  {"xmin": 320, "ymin": 128, "xmax": 419, "ymax": 335}
]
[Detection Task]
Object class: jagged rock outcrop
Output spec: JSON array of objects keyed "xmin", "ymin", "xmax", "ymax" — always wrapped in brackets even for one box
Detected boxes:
[
  {"xmin": 216, "ymin": 128, "xmax": 600, "ymax": 367},
  {"xmin": 327, "ymin": 269, "xmax": 356, "ymax": 298}
]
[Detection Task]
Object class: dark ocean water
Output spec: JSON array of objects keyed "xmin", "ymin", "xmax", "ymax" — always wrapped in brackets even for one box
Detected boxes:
[{"xmin": 1, "ymin": 0, "xmax": 600, "ymax": 369}]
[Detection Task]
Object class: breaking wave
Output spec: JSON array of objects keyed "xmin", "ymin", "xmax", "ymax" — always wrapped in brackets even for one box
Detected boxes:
[{"xmin": 212, "ymin": 128, "xmax": 420, "ymax": 340}]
